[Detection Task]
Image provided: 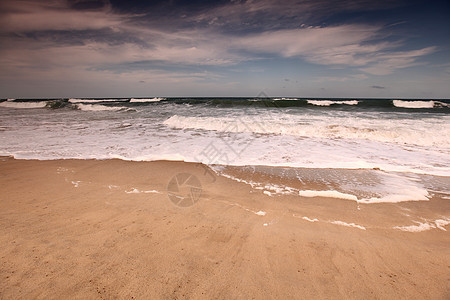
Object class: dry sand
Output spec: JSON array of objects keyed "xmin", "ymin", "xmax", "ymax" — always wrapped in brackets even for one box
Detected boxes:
[{"xmin": 0, "ymin": 157, "xmax": 449, "ymax": 299}]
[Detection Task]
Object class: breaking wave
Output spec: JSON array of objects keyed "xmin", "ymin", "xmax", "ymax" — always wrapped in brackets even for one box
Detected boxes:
[
  {"xmin": 130, "ymin": 98, "xmax": 164, "ymax": 103},
  {"xmin": 307, "ymin": 100, "xmax": 359, "ymax": 106},
  {"xmin": 75, "ymin": 103, "xmax": 125, "ymax": 111},
  {"xmin": 393, "ymin": 100, "xmax": 449, "ymax": 109},
  {"xmin": 0, "ymin": 101, "xmax": 48, "ymax": 109},
  {"xmin": 163, "ymin": 114, "xmax": 449, "ymax": 147}
]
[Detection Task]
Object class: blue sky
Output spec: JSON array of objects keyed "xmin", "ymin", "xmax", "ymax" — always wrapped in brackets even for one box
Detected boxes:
[{"xmin": 0, "ymin": 0, "xmax": 449, "ymax": 98}]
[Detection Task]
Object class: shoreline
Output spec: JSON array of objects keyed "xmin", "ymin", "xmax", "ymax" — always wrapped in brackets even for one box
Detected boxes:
[{"xmin": 1, "ymin": 158, "xmax": 449, "ymax": 298}]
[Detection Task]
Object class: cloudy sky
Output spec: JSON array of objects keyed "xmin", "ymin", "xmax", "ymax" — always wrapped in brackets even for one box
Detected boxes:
[{"xmin": 1, "ymin": 0, "xmax": 449, "ymax": 98}]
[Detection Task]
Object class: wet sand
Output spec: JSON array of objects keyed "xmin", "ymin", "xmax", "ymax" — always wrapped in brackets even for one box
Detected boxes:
[{"xmin": 0, "ymin": 158, "xmax": 449, "ymax": 299}]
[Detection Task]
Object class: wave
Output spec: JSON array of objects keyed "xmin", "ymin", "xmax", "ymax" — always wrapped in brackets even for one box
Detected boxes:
[
  {"xmin": 307, "ymin": 100, "xmax": 359, "ymax": 106},
  {"xmin": 273, "ymin": 98, "xmax": 298, "ymax": 100},
  {"xmin": 392, "ymin": 100, "xmax": 450, "ymax": 109},
  {"xmin": 130, "ymin": 97, "xmax": 164, "ymax": 103},
  {"xmin": 216, "ymin": 167, "xmax": 433, "ymax": 204},
  {"xmin": 68, "ymin": 98, "xmax": 129, "ymax": 103},
  {"xmin": 163, "ymin": 115, "xmax": 449, "ymax": 147},
  {"xmin": 0, "ymin": 101, "xmax": 47, "ymax": 109},
  {"xmin": 164, "ymin": 98, "xmax": 449, "ymax": 110},
  {"xmin": 75, "ymin": 103, "xmax": 125, "ymax": 111},
  {"xmin": 393, "ymin": 100, "xmax": 435, "ymax": 109}
]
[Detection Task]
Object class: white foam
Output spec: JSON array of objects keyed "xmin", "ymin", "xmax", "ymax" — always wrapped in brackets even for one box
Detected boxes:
[
  {"xmin": 302, "ymin": 216, "xmax": 319, "ymax": 222},
  {"xmin": 71, "ymin": 181, "xmax": 81, "ymax": 188},
  {"xmin": 219, "ymin": 172, "xmax": 297, "ymax": 197},
  {"xmin": 359, "ymin": 189, "xmax": 429, "ymax": 203},
  {"xmin": 435, "ymin": 219, "xmax": 450, "ymax": 231},
  {"xmin": 394, "ymin": 218, "xmax": 450, "ymax": 232},
  {"xmin": 307, "ymin": 100, "xmax": 358, "ymax": 106},
  {"xmin": 393, "ymin": 100, "xmax": 435, "ymax": 108},
  {"xmin": 75, "ymin": 103, "xmax": 124, "ymax": 111},
  {"xmin": 298, "ymin": 177, "xmax": 429, "ymax": 204},
  {"xmin": 394, "ymin": 222, "xmax": 435, "ymax": 232},
  {"xmin": 299, "ymin": 190, "xmax": 358, "ymax": 201},
  {"xmin": 255, "ymin": 210, "xmax": 267, "ymax": 216},
  {"xmin": 163, "ymin": 113, "xmax": 449, "ymax": 148},
  {"xmin": 125, "ymin": 188, "xmax": 160, "ymax": 194},
  {"xmin": 219, "ymin": 168, "xmax": 433, "ymax": 205},
  {"xmin": 69, "ymin": 98, "xmax": 128, "ymax": 103},
  {"xmin": 108, "ymin": 153, "xmax": 186, "ymax": 162},
  {"xmin": 330, "ymin": 220, "xmax": 366, "ymax": 230},
  {"xmin": 130, "ymin": 98, "xmax": 164, "ymax": 103},
  {"xmin": 0, "ymin": 101, "xmax": 47, "ymax": 109},
  {"xmin": 357, "ymin": 173, "xmax": 430, "ymax": 204}
]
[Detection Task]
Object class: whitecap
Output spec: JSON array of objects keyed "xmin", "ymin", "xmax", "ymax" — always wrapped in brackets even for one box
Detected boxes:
[
  {"xmin": 75, "ymin": 103, "xmax": 124, "ymax": 111},
  {"xmin": 0, "ymin": 101, "xmax": 47, "ymax": 109},
  {"xmin": 307, "ymin": 100, "xmax": 358, "ymax": 106},
  {"xmin": 130, "ymin": 98, "xmax": 164, "ymax": 103},
  {"xmin": 393, "ymin": 100, "xmax": 435, "ymax": 109}
]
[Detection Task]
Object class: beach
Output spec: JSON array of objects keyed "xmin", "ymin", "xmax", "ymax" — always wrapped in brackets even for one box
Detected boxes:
[
  {"xmin": 2, "ymin": 0, "xmax": 450, "ymax": 297},
  {"xmin": 1, "ymin": 157, "xmax": 449, "ymax": 299}
]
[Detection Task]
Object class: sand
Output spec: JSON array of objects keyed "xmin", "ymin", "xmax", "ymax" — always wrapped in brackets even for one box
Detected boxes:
[{"xmin": 0, "ymin": 157, "xmax": 449, "ymax": 299}]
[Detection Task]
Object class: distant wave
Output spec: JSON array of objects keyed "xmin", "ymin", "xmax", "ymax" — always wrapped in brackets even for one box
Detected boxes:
[
  {"xmin": 75, "ymin": 103, "xmax": 125, "ymax": 111},
  {"xmin": 0, "ymin": 101, "xmax": 47, "ymax": 109},
  {"xmin": 392, "ymin": 100, "xmax": 448, "ymax": 109},
  {"xmin": 69, "ymin": 98, "xmax": 128, "ymax": 103},
  {"xmin": 307, "ymin": 100, "xmax": 359, "ymax": 106},
  {"xmin": 130, "ymin": 97, "xmax": 164, "ymax": 103}
]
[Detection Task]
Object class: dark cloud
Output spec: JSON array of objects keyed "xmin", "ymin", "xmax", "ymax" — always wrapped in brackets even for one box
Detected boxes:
[
  {"xmin": 68, "ymin": 0, "xmax": 109, "ymax": 10},
  {"xmin": 17, "ymin": 29, "xmax": 152, "ymax": 47},
  {"xmin": 0, "ymin": 0, "xmax": 448, "ymax": 97},
  {"xmin": 108, "ymin": 0, "xmax": 412, "ymax": 34}
]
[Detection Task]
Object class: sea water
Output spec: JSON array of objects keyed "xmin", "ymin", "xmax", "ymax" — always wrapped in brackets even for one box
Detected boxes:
[{"xmin": 0, "ymin": 97, "xmax": 449, "ymax": 212}]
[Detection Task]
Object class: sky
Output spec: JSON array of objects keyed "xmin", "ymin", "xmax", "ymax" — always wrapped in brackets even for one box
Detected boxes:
[{"xmin": 0, "ymin": 0, "xmax": 449, "ymax": 98}]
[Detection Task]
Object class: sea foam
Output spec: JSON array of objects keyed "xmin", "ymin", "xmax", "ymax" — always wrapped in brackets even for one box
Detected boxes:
[
  {"xmin": 130, "ymin": 98, "xmax": 164, "ymax": 103},
  {"xmin": 307, "ymin": 100, "xmax": 359, "ymax": 106},
  {"xmin": 75, "ymin": 103, "xmax": 124, "ymax": 111},
  {"xmin": 392, "ymin": 100, "xmax": 446, "ymax": 109},
  {"xmin": 299, "ymin": 190, "xmax": 358, "ymax": 201},
  {"xmin": 330, "ymin": 220, "xmax": 366, "ymax": 230},
  {"xmin": 163, "ymin": 113, "xmax": 449, "ymax": 147},
  {"xmin": 0, "ymin": 101, "xmax": 48, "ymax": 109},
  {"xmin": 69, "ymin": 98, "xmax": 128, "ymax": 103},
  {"xmin": 393, "ymin": 218, "xmax": 450, "ymax": 232}
]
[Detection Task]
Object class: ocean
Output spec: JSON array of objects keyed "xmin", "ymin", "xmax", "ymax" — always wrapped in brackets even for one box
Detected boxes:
[{"xmin": 1, "ymin": 97, "xmax": 449, "ymax": 219}]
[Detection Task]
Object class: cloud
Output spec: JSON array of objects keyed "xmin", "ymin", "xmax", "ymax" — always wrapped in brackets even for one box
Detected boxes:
[
  {"xmin": 0, "ymin": 0, "xmax": 438, "ymax": 84},
  {"xmin": 314, "ymin": 74, "xmax": 368, "ymax": 82},
  {"xmin": 0, "ymin": 0, "xmax": 123, "ymax": 32},
  {"xmin": 360, "ymin": 47, "xmax": 437, "ymax": 75}
]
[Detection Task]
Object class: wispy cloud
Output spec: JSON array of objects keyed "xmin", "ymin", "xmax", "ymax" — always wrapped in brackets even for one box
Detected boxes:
[
  {"xmin": 360, "ymin": 47, "xmax": 437, "ymax": 75},
  {"xmin": 0, "ymin": 0, "xmax": 122, "ymax": 32},
  {"xmin": 0, "ymin": 0, "xmax": 443, "ymax": 97}
]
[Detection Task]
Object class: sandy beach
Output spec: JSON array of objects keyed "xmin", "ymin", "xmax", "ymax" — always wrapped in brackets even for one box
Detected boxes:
[{"xmin": 0, "ymin": 157, "xmax": 449, "ymax": 299}]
